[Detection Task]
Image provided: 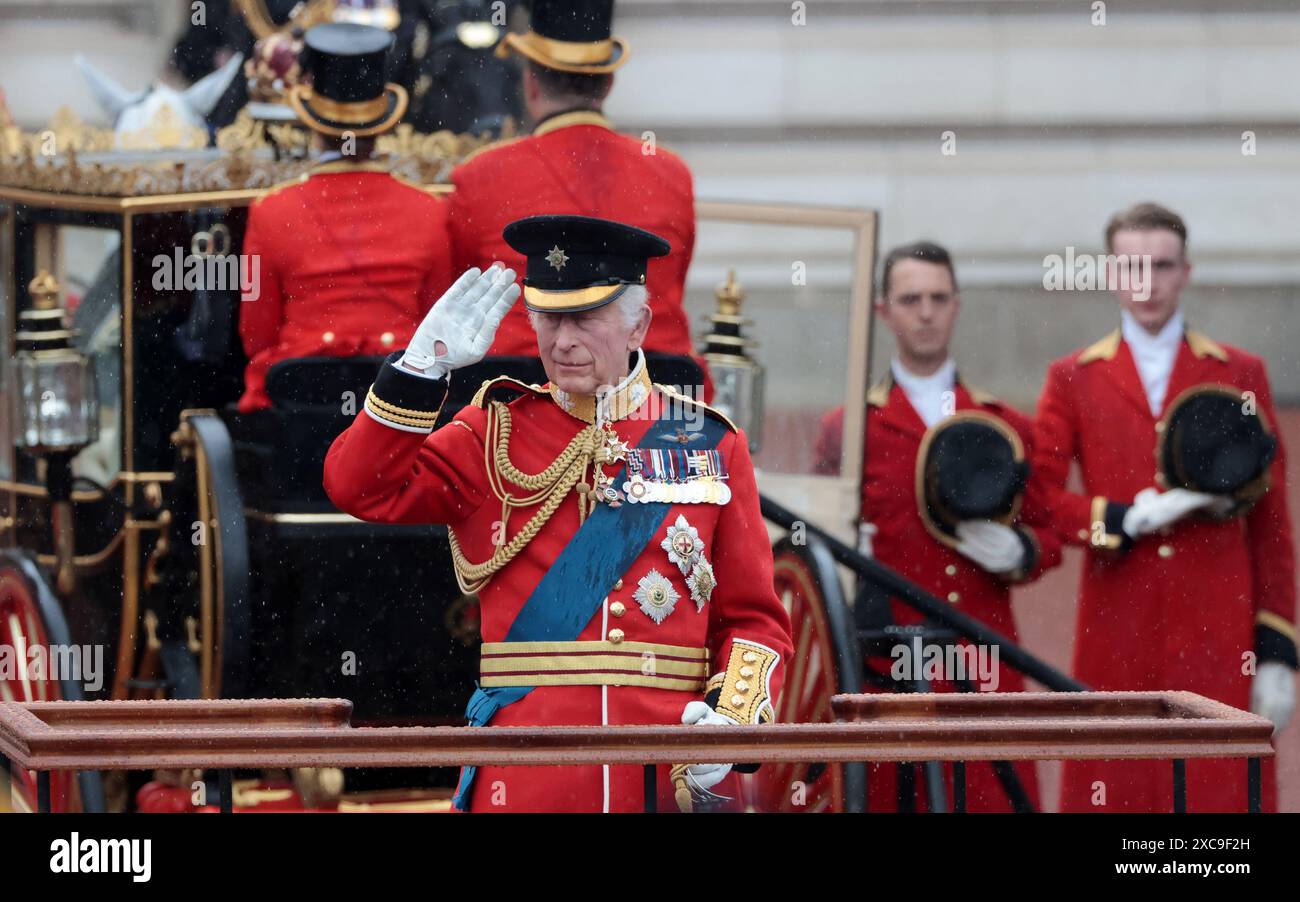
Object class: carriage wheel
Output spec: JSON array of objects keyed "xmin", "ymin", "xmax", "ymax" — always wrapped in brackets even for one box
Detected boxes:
[
  {"xmin": 0, "ymin": 550, "xmax": 106, "ymax": 811},
  {"xmin": 743, "ymin": 535, "xmax": 865, "ymax": 812},
  {"xmin": 173, "ymin": 411, "xmax": 251, "ymax": 699}
]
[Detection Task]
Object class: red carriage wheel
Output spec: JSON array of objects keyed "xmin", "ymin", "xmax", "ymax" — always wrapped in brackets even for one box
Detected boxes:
[
  {"xmin": 742, "ymin": 536, "xmax": 865, "ymax": 812},
  {"xmin": 0, "ymin": 555, "xmax": 77, "ymax": 812}
]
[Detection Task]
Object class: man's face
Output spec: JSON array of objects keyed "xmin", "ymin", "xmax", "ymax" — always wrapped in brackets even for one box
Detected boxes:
[
  {"xmin": 877, "ymin": 258, "xmax": 960, "ymax": 365},
  {"xmin": 534, "ymin": 300, "xmax": 650, "ymax": 394},
  {"xmin": 1108, "ymin": 228, "xmax": 1190, "ymax": 333}
]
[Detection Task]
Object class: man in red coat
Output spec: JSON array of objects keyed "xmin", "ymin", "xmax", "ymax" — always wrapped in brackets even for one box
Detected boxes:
[
  {"xmin": 1034, "ymin": 202, "xmax": 1297, "ymax": 812},
  {"xmin": 447, "ymin": 0, "xmax": 697, "ymax": 363},
  {"xmin": 237, "ymin": 23, "xmax": 452, "ymax": 412},
  {"xmin": 814, "ymin": 242, "xmax": 1062, "ymax": 811},
  {"xmin": 324, "ymin": 215, "xmax": 792, "ymax": 812}
]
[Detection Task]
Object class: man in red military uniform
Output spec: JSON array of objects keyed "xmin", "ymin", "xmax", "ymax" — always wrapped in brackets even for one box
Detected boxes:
[
  {"xmin": 324, "ymin": 215, "xmax": 792, "ymax": 812},
  {"xmin": 814, "ymin": 241, "xmax": 1061, "ymax": 812},
  {"xmin": 1035, "ymin": 202, "xmax": 1297, "ymax": 812},
  {"xmin": 446, "ymin": 0, "xmax": 697, "ymax": 362},
  {"xmin": 237, "ymin": 23, "xmax": 453, "ymax": 412}
]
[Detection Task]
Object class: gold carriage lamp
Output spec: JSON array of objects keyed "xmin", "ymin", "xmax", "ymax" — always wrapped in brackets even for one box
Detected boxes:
[
  {"xmin": 700, "ymin": 270, "xmax": 765, "ymax": 452},
  {"xmin": 11, "ymin": 271, "xmax": 99, "ymax": 594}
]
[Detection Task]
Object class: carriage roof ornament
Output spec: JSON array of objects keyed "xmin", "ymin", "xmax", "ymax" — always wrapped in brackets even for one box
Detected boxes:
[{"xmin": 75, "ymin": 53, "xmax": 244, "ymax": 150}]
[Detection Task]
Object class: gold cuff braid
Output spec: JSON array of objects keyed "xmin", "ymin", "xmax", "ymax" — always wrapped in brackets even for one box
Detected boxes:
[{"xmin": 714, "ymin": 639, "xmax": 780, "ymax": 725}]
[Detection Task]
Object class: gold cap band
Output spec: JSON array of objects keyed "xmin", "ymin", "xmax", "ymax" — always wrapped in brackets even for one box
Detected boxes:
[
  {"xmin": 523, "ymin": 283, "xmax": 628, "ymax": 313},
  {"xmin": 295, "ymin": 91, "xmax": 390, "ymax": 124},
  {"xmin": 496, "ymin": 31, "xmax": 629, "ymax": 73}
]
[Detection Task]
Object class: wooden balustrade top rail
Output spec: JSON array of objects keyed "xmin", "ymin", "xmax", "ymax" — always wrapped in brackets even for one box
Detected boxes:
[{"xmin": 0, "ymin": 691, "xmax": 1273, "ymax": 772}]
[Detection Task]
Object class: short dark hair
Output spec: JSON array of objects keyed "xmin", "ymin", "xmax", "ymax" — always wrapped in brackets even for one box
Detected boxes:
[
  {"xmin": 879, "ymin": 241, "xmax": 958, "ymax": 299},
  {"xmin": 528, "ymin": 62, "xmax": 613, "ymax": 104},
  {"xmin": 1105, "ymin": 202, "xmax": 1188, "ymax": 254}
]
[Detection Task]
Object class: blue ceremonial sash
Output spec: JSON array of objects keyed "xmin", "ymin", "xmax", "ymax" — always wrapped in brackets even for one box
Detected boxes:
[{"xmin": 452, "ymin": 404, "xmax": 729, "ymax": 810}]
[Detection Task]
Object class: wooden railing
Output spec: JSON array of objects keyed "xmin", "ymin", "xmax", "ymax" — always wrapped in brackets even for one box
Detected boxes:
[{"xmin": 0, "ymin": 691, "xmax": 1274, "ymax": 813}]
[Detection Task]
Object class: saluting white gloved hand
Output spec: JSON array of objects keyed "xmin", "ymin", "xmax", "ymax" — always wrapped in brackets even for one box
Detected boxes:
[
  {"xmin": 1251, "ymin": 662, "xmax": 1296, "ymax": 734},
  {"xmin": 399, "ymin": 265, "xmax": 520, "ymax": 379},
  {"xmin": 680, "ymin": 700, "xmax": 737, "ymax": 792},
  {"xmin": 954, "ymin": 521, "xmax": 1026, "ymax": 574},
  {"xmin": 1121, "ymin": 487, "xmax": 1217, "ymax": 539}
]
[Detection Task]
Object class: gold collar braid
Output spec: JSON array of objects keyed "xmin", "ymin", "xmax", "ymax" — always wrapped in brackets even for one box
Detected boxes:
[
  {"xmin": 548, "ymin": 350, "xmax": 653, "ymax": 425},
  {"xmin": 448, "ymin": 400, "xmax": 626, "ymax": 595}
]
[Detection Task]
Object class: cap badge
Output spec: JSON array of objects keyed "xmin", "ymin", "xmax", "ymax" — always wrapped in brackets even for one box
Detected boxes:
[{"xmin": 546, "ymin": 245, "xmax": 569, "ymax": 270}]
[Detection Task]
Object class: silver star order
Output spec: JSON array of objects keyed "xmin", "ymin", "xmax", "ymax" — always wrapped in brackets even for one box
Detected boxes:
[
  {"xmin": 634, "ymin": 569, "xmax": 680, "ymax": 625},
  {"xmin": 686, "ymin": 557, "xmax": 716, "ymax": 611},
  {"xmin": 546, "ymin": 245, "xmax": 569, "ymax": 270},
  {"xmin": 661, "ymin": 514, "xmax": 703, "ymax": 576}
]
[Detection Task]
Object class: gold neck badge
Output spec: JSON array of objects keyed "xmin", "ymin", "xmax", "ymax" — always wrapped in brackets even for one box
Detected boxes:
[{"xmin": 549, "ymin": 350, "xmax": 653, "ymax": 425}]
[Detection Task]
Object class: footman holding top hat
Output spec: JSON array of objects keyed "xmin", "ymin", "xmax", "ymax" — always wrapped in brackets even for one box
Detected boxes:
[
  {"xmin": 1034, "ymin": 202, "xmax": 1297, "ymax": 812},
  {"xmin": 814, "ymin": 241, "xmax": 1063, "ymax": 812},
  {"xmin": 323, "ymin": 214, "xmax": 792, "ymax": 812}
]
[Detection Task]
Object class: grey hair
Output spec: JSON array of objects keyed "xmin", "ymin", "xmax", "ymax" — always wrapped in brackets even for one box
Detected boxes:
[{"xmin": 528, "ymin": 284, "xmax": 650, "ymax": 331}]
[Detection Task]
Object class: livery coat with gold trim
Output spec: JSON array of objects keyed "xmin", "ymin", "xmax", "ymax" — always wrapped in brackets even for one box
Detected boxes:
[
  {"xmin": 814, "ymin": 376, "xmax": 1061, "ymax": 811},
  {"xmin": 446, "ymin": 111, "xmax": 697, "ymax": 360},
  {"xmin": 323, "ymin": 354, "xmax": 792, "ymax": 812},
  {"xmin": 1033, "ymin": 327, "xmax": 1297, "ymax": 813},
  {"xmin": 237, "ymin": 163, "xmax": 454, "ymax": 412}
]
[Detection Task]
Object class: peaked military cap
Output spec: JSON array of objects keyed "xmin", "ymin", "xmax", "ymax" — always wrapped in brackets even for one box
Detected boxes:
[{"xmin": 503, "ymin": 214, "xmax": 670, "ymax": 314}]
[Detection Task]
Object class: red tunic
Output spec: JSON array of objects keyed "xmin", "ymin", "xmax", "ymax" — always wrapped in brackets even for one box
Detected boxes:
[
  {"xmin": 1033, "ymin": 328, "xmax": 1296, "ymax": 812},
  {"xmin": 237, "ymin": 162, "xmax": 453, "ymax": 412},
  {"xmin": 815, "ymin": 377, "xmax": 1062, "ymax": 811},
  {"xmin": 447, "ymin": 111, "xmax": 697, "ymax": 360},
  {"xmin": 323, "ymin": 358, "xmax": 792, "ymax": 812}
]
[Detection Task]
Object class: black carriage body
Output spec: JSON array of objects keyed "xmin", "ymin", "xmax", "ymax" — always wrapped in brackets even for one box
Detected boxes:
[{"xmin": 0, "ymin": 184, "xmax": 478, "ymax": 727}]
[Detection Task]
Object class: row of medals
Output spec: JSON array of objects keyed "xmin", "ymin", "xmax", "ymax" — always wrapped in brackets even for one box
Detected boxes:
[{"xmin": 577, "ymin": 429, "xmax": 732, "ymax": 508}]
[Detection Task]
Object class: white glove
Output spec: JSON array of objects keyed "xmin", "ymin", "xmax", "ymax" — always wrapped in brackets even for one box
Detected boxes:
[
  {"xmin": 399, "ymin": 265, "xmax": 520, "ymax": 379},
  {"xmin": 1251, "ymin": 661, "xmax": 1296, "ymax": 733},
  {"xmin": 954, "ymin": 521, "xmax": 1026, "ymax": 574},
  {"xmin": 1121, "ymin": 487, "xmax": 1217, "ymax": 539},
  {"xmin": 680, "ymin": 700, "xmax": 736, "ymax": 792}
]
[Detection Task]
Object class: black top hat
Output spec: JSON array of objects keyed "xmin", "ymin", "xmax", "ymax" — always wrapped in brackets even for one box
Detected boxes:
[
  {"xmin": 495, "ymin": 0, "xmax": 628, "ymax": 74},
  {"xmin": 503, "ymin": 214, "xmax": 670, "ymax": 313},
  {"xmin": 287, "ymin": 23, "xmax": 408, "ymax": 137},
  {"xmin": 1157, "ymin": 384, "xmax": 1276, "ymax": 503},
  {"xmin": 916, "ymin": 411, "xmax": 1029, "ymax": 547}
]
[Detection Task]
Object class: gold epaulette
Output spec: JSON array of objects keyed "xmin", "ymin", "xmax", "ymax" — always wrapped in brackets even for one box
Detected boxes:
[
  {"xmin": 1077, "ymin": 330, "xmax": 1121, "ymax": 365},
  {"xmin": 252, "ymin": 175, "xmax": 306, "ymax": 206},
  {"xmin": 1186, "ymin": 329, "xmax": 1230, "ymax": 362},
  {"xmin": 458, "ymin": 134, "xmax": 525, "ymax": 167},
  {"xmin": 866, "ymin": 377, "xmax": 892, "ymax": 407},
  {"xmin": 964, "ymin": 382, "xmax": 1000, "ymax": 406},
  {"xmin": 470, "ymin": 376, "xmax": 547, "ymax": 410},
  {"xmin": 654, "ymin": 383, "xmax": 737, "ymax": 432}
]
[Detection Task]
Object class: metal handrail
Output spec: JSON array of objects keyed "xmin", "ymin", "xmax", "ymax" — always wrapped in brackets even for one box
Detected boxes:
[{"xmin": 759, "ymin": 494, "xmax": 1088, "ymax": 693}]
